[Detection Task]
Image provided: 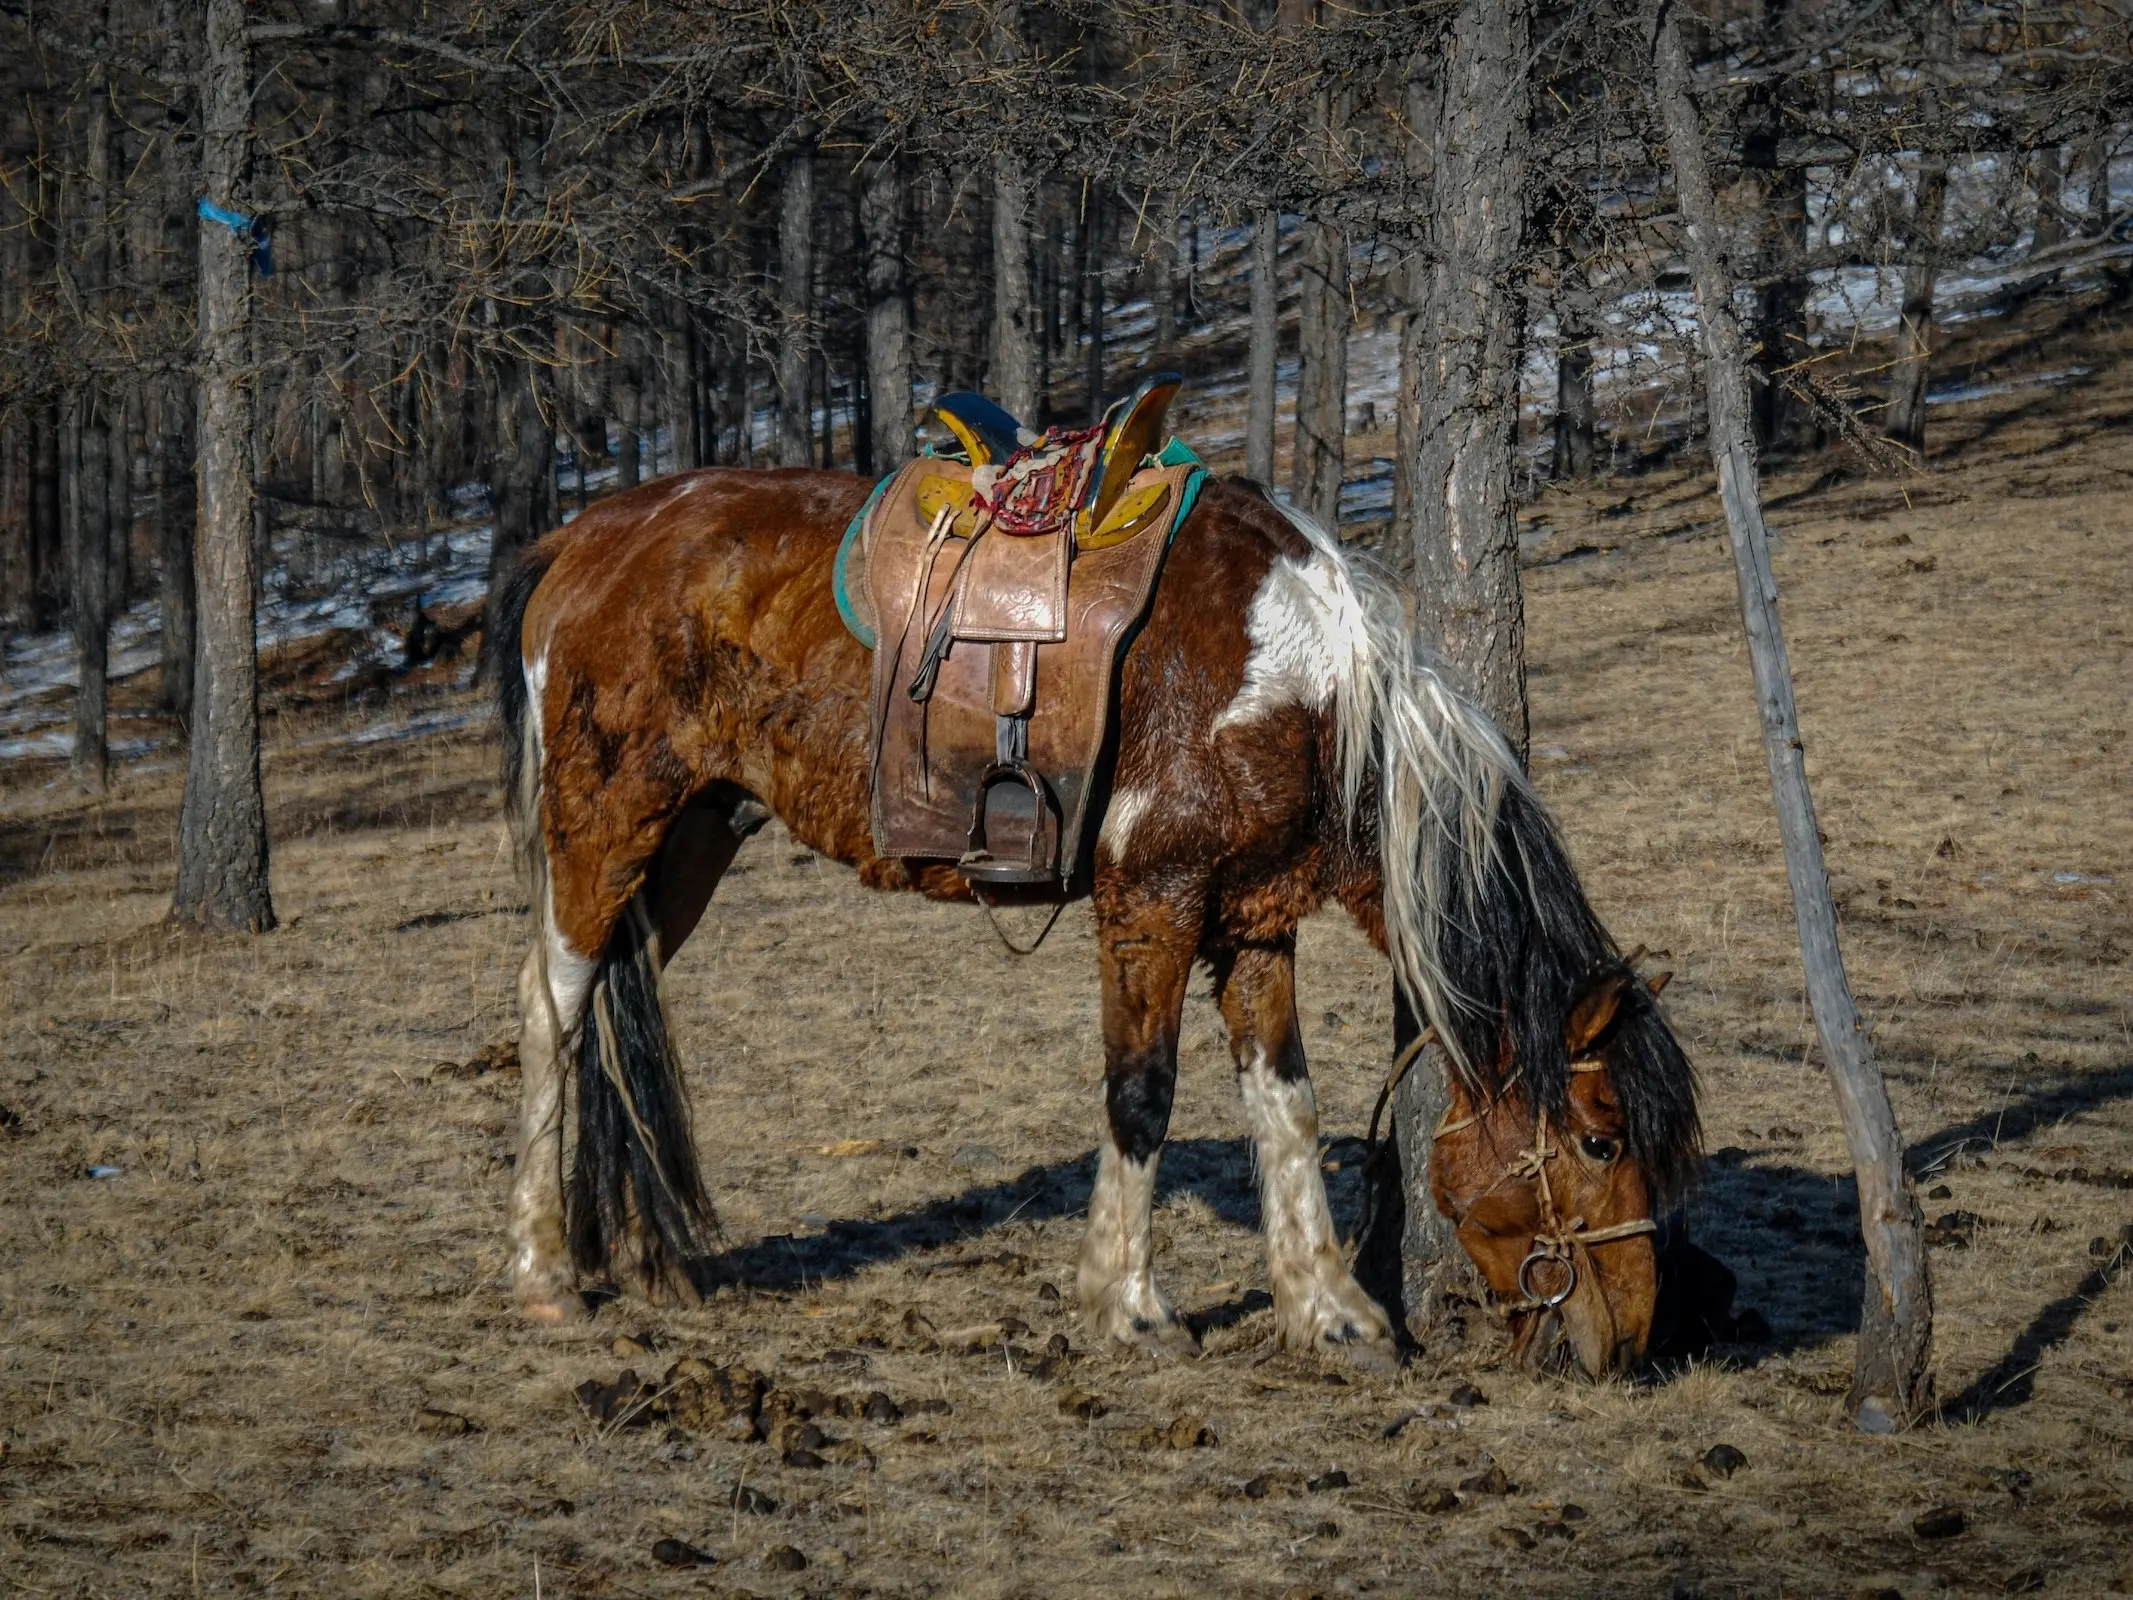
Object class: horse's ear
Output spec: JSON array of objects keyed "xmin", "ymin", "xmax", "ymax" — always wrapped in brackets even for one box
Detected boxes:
[
  {"xmin": 1646, "ymin": 969, "xmax": 1672, "ymax": 998},
  {"xmin": 1566, "ymin": 971, "xmax": 1632, "ymax": 1055}
]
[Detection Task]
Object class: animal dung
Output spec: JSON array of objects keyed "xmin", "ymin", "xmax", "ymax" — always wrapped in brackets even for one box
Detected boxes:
[
  {"xmin": 1490, "ymin": 1526, "xmax": 1536, "ymax": 1551},
  {"xmin": 1448, "ymin": 1384, "xmax": 1489, "ymax": 1408},
  {"xmin": 1408, "ymin": 1484, "xmax": 1461, "ymax": 1514},
  {"xmin": 1912, "ymin": 1507, "xmax": 1967, "ymax": 1540},
  {"xmin": 1701, "ymin": 1444, "xmax": 1748, "ymax": 1478},
  {"xmin": 762, "ymin": 1544, "xmax": 808, "ymax": 1572},
  {"xmin": 1459, "ymin": 1465, "xmax": 1514, "ymax": 1497},
  {"xmin": 1057, "ymin": 1387, "xmax": 1106, "ymax": 1421},
  {"xmin": 1306, "ymin": 1469, "xmax": 1350, "ymax": 1492},
  {"xmin": 650, "ymin": 1538, "xmax": 715, "ymax": 1568},
  {"xmin": 729, "ymin": 1485, "xmax": 777, "ymax": 1515}
]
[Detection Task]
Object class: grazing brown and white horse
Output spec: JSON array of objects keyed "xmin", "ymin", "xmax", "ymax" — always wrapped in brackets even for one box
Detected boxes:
[{"xmin": 490, "ymin": 466, "xmax": 1700, "ymax": 1374}]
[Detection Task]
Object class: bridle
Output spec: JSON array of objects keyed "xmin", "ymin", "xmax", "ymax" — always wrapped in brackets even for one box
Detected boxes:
[{"xmin": 1432, "ymin": 1058, "xmax": 1658, "ymax": 1316}]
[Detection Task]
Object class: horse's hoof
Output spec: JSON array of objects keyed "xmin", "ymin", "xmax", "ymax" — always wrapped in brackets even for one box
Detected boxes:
[
  {"xmin": 1311, "ymin": 1323, "xmax": 1401, "ymax": 1375},
  {"xmin": 518, "ymin": 1289, "xmax": 587, "ymax": 1325},
  {"xmin": 1085, "ymin": 1290, "xmax": 1198, "ymax": 1357},
  {"xmin": 1277, "ymin": 1284, "xmax": 1400, "ymax": 1374}
]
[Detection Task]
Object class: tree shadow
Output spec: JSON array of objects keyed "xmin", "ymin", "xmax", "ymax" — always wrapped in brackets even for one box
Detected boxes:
[
  {"xmin": 1907, "ymin": 1062, "xmax": 2133, "ymax": 1178},
  {"xmin": 1942, "ymin": 1241, "xmax": 2130, "ymax": 1423}
]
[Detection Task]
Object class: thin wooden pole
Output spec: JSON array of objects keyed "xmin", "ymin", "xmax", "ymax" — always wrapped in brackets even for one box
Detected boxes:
[{"xmin": 1653, "ymin": 1, "xmax": 1931, "ymax": 1431}]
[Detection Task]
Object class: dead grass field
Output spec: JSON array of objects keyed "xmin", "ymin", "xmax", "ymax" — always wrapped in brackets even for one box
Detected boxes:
[{"xmin": 4, "ymin": 300, "xmax": 2132, "ymax": 1599}]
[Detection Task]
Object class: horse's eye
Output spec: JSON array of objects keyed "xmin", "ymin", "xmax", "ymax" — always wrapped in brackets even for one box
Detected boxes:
[{"xmin": 1579, "ymin": 1135, "xmax": 1619, "ymax": 1164}]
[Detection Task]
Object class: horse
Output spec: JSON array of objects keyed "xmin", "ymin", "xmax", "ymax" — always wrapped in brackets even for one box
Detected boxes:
[{"xmin": 487, "ymin": 464, "xmax": 1701, "ymax": 1376}]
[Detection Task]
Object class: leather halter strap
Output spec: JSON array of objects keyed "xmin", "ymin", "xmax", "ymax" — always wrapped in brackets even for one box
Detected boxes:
[{"xmin": 1433, "ymin": 1060, "xmax": 1658, "ymax": 1315}]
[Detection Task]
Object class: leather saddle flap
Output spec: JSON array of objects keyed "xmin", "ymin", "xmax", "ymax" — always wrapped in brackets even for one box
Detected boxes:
[
  {"xmin": 863, "ymin": 452, "xmax": 1199, "ymax": 875},
  {"xmin": 950, "ymin": 521, "xmax": 1069, "ymax": 642}
]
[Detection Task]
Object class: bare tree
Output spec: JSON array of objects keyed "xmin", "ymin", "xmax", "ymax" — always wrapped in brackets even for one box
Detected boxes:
[
  {"xmin": 1404, "ymin": 0, "xmax": 1534, "ymax": 760},
  {"xmin": 778, "ymin": 136, "xmax": 815, "ymax": 469},
  {"xmin": 864, "ymin": 156, "xmax": 913, "ymax": 472},
  {"xmin": 1246, "ymin": 210, "xmax": 1278, "ymax": 483},
  {"xmin": 989, "ymin": 5, "xmax": 1038, "ymax": 423},
  {"xmin": 174, "ymin": 0, "xmax": 273, "ymax": 933},
  {"xmin": 1654, "ymin": 0, "xmax": 1932, "ymax": 1431},
  {"xmin": 1885, "ymin": 0, "xmax": 1956, "ymax": 452}
]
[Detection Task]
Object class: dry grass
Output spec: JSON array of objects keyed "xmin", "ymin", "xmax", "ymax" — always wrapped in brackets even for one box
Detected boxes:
[{"xmin": 4, "ymin": 301, "xmax": 2132, "ymax": 1598}]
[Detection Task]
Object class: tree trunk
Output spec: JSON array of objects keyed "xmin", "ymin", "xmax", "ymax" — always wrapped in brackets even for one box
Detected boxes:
[
  {"xmin": 69, "ymin": 393, "xmax": 112, "ymax": 791},
  {"xmin": 812, "ymin": 346, "xmax": 833, "ymax": 468},
  {"xmin": 1654, "ymin": 2, "xmax": 1931, "ymax": 1431},
  {"xmin": 2029, "ymin": 148, "xmax": 2064, "ymax": 254},
  {"xmin": 1291, "ymin": 215, "xmax": 1347, "ymax": 528},
  {"xmin": 993, "ymin": 159, "xmax": 1038, "ymax": 425},
  {"xmin": 489, "ymin": 358, "xmax": 552, "ymax": 593},
  {"xmin": 1753, "ymin": 166, "xmax": 1809, "ymax": 451},
  {"xmin": 1405, "ymin": 0, "xmax": 1533, "ymax": 760},
  {"xmin": 70, "ymin": 36, "xmax": 114, "ymax": 790},
  {"xmin": 1884, "ymin": 1, "xmax": 1954, "ymax": 453},
  {"xmin": 1245, "ymin": 209, "xmax": 1278, "ymax": 483},
  {"xmin": 1392, "ymin": 52, "xmax": 1431, "ymax": 567},
  {"xmin": 1883, "ymin": 156, "xmax": 1946, "ymax": 452},
  {"xmin": 612, "ymin": 335, "xmax": 642, "ymax": 490},
  {"xmin": 777, "ymin": 139, "xmax": 815, "ymax": 469},
  {"xmin": 665, "ymin": 307, "xmax": 701, "ymax": 473},
  {"xmin": 721, "ymin": 326, "xmax": 752, "ymax": 465},
  {"xmin": 1553, "ymin": 327, "xmax": 1595, "ymax": 481},
  {"xmin": 31, "ymin": 399, "xmax": 63, "ymax": 629},
  {"xmin": 1082, "ymin": 184, "xmax": 1106, "ymax": 422},
  {"xmin": 2082, "ymin": 136, "xmax": 2113, "ymax": 234},
  {"xmin": 175, "ymin": 0, "xmax": 274, "ymax": 932},
  {"xmin": 863, "ymin": 159, "xmax": 912, "ymax": 472},
  {"xmin": 157, "ymin": 376, "xmax": 197, "ymax": 718},
  {"xmin": 1151, "ymin": 194, "xmax": 1178, "ymax": 359}
]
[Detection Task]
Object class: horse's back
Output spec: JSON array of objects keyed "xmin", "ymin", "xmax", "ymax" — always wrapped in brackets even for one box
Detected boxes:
[{"xmin": 522, "ymin": 468, "xmax": 871, "ymax": 667}]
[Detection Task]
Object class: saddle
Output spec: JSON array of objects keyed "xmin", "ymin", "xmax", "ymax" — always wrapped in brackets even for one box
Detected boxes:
[{"xmin": 839, "ymin": 374, "xmax": 1205, "ymax": 888}]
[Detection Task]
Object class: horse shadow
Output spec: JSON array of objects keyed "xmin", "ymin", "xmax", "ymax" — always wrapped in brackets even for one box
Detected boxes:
[
  {"xmin": 694, "ymin": 1062, "xmax": 2133, "ymax": 1417},
  {"xmin": 697, "ymin": 1135, "xmax": 1265, "ymax": 1295}
]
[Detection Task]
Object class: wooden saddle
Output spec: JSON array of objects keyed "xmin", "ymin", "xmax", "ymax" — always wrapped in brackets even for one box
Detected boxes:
[{"xmin": 838, "ymin": 374, "xmax": 1205, "ymax": 888}]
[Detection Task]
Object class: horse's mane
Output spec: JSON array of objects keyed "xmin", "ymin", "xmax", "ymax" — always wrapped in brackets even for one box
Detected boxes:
[{"xmin": 1263, "ymin": 495, "xmax": 1702, "ymax": 1204}]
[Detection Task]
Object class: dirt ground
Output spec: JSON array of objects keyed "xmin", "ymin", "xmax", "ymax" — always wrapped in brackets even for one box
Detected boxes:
[{"xmin": 4, "ymin": 299, "xmax": 2132, "ymax": 1598}]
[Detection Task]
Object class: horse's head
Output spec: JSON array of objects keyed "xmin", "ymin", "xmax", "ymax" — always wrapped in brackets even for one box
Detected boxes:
[{"xmin": 1430, "ymin": 964, "xmax": 1698, "ymax": 1379}]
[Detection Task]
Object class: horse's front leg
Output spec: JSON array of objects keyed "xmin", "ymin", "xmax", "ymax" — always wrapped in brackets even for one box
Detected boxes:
[
  {"xmin": 1077, "ymin": 883, "xmax": 1199, "ymax": 1354},
  {"xmin": 1217, "ymin": 940, "xmax": 1397, "ymax": 1369}
]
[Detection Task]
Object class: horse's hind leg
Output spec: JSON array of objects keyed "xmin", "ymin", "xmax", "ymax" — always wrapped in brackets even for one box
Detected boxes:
[
  {"xmin": 1077, "ymin": 883, "xmax": 1199, "ymax": 1354},
  {"xmin": 510, "ymin": 786, "xmax": 763, "ymax": 1321},
  {"xmin": 1217, "ymin": 941, "xmax": 1396, "ymax": 1369},
  {"xmin": 511, "ymin": 896, "xmax": 596, "ymax": 1323},
  {"xmin": 597, "ymin": 786, "xmax": 764, "ymax": 1298}
]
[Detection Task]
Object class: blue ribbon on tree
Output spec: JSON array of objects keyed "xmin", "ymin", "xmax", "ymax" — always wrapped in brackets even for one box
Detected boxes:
[{"xmin": 197, "ymin": 198, "xmax": 274, "ymax": 277}]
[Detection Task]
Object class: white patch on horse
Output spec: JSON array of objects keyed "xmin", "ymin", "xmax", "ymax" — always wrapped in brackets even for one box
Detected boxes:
[
  {"xmin": 1096, "ymin": 786, "xmax": 1154, "ymax": 863},
  {"xmin": 1077, "ymin": 1133, "xmax": 1184, "ymax": 1347},
  {"xmin": 1236, "ymin": 1043, "xmax": 1392, "ymax": 1356},
  {"xmin": 1212, "ymin": 550, "xmax": 1348, "ymax": 733},
  {"xmin": 524, "ymin": 650, "xmax": 549, "ymax": 756}
]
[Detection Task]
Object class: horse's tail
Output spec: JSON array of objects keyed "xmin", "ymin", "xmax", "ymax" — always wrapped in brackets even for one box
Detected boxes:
[
  {"xmin": 488, "ymin": 540, "xmax": 557, "ymax": 888},
  {"xmin": 567, "ymin": 893, "xmax": 719, "ymax": 1285}
]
